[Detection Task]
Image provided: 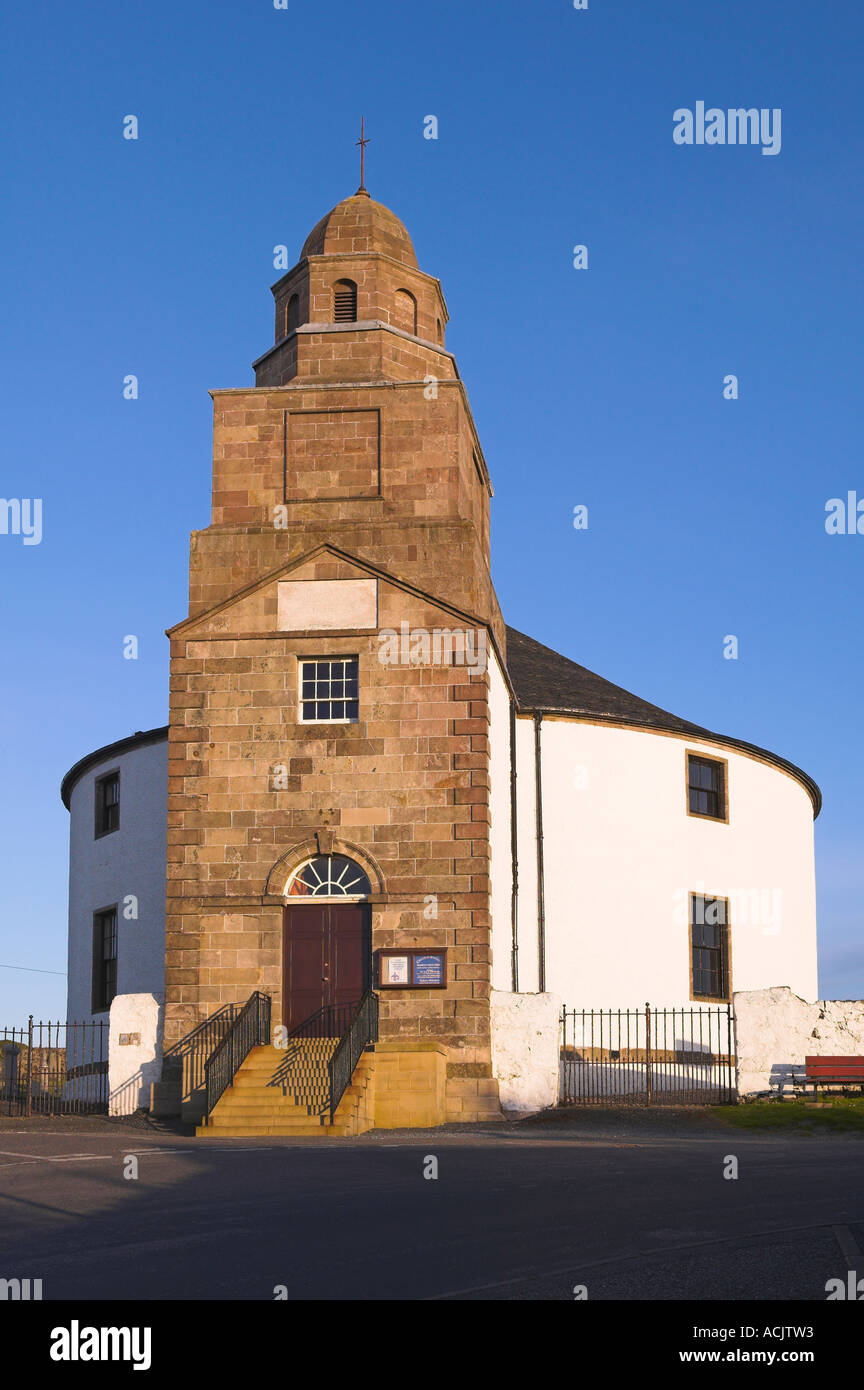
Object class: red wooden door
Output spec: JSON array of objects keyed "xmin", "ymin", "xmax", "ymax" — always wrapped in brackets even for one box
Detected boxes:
[
  {"xmin": 282, "ymin": 904, "xmax": 370, "ymax": 1030},
  {"xmin": 283, "ymin": 905, "xmax": 328, "ymax": 1031}
]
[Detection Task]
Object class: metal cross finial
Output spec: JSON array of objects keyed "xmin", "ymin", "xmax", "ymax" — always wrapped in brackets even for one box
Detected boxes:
[{"xmin": 356, "ymin": 117, "xmax": 370, "ymax": 192}]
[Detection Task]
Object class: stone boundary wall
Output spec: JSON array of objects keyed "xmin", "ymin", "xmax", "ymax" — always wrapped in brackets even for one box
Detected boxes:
[{"xmin": 733, "ymin": 986, "xmax": 864, "ymax": 1094}]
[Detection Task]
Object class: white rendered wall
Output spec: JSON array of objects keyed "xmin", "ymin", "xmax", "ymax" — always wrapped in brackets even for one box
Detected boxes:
[
  {"xmin": 488, "ymin": 648, "xmax": 513, "ymax": 992},
  {"xmin": 734, "ymin": 987, "xmax": 864, "ymax": 1094},
  {"xmin": 532, "ymin": 719, "xmax": 817, "ymax": 1009},
  {"xmin": 513, "ymin": 716, "xmax": 540, "ymax": 992},
  {"xmin": 65, "ymin": 739, "xmax": 168, "ymax": 1026}
]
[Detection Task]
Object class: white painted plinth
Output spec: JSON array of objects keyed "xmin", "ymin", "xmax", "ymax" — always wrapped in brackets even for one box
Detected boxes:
[
  {"xmin": 108, "ymin": 993, "xmax": 163, "ymax": 1115},
  {"xmin": 491, "ymin": 990, "xmax": 561, "ymax": 1113}
]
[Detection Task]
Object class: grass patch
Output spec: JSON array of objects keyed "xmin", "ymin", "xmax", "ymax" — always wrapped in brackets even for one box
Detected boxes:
[{"xmin": 713, "ymin": 1095, "xmax": 864, "ymax": 1133}]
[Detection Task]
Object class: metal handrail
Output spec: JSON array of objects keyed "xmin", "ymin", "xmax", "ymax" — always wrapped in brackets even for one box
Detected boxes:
[
  {"xmin": 204, "ymin": 991, "xmax": 271, "ymax": 1116},
  {"xmin": 328, "ymin": 989, "xmax": 378, "ymax": 1121},
  {"xmin": 163, "ymin": 1000, "xmax": 243, "ymax": 1104},
  {"xmin": 285, "ymin": 1001, "xmax": 363, "ymax": 1043},
  {"xmin": 164, "ymin": 1000, "xmax": 242, "ymax": 1059}
]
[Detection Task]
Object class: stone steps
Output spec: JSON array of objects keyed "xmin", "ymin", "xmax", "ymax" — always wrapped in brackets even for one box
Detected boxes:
[{"xmin": 196, "ymin": 1042, "xmax": 373, "ymax": 1139}]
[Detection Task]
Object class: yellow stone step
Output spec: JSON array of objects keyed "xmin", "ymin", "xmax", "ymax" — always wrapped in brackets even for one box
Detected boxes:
[
  {"xmin": 242, "ymin": 1044, "xmax": 337, "ymax": 1059},
  {"xmin": 240, "ymin": 1051, "xmax": 334, "ymax": 1065},
  {"xmin": 233, "ymin": 1066, "xmax": 330, "ymax": 1080},
  {"xmin": 205, "ymin": 1103, "xmax": 326, "ymax": 1118},
  {"xmin": 229, "ymin": 1070, "xmax": 327, "ymax": 1083},
  {"xmin": 196, "ymin": 1123, "xmax": 352, "ymax": 1138},
  {"xmin": 210, "ymin": 1096, "xmax": 317, "ymax": 1110},
  {"xmin": 229, "ymin": 1072, "xmax": 327, "ymax": 1085},
  {"xmin": 207, "ymin": 1115, "xmax": 328, "ymax": 1129},
  {"xmin": 210, "ymin": 1111, "xmax": 323, "ymax": 1123}
]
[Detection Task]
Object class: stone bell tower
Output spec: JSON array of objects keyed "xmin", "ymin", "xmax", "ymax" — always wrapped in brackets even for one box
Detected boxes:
[{"xmin": 165, "ymin": 176, "xmax": 505, "ymax": 1126}]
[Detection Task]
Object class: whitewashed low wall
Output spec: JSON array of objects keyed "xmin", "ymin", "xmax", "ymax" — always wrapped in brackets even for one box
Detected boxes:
[
  {"xmin": 108, "ymin": 993, "xmax": 163, "ymax": 1115},
  {"xmin": 734, "ymin": 986, "xmax": 864, "ymax": 1094},
  {"xmin": 490, "ymin": 990, "xmax": 561, "ymax": 1112}
]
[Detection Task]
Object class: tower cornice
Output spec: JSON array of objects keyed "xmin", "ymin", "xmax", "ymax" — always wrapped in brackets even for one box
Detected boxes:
[{"xmin": 251, "ymin": 320, "xmax": 458, "ymax": 372}]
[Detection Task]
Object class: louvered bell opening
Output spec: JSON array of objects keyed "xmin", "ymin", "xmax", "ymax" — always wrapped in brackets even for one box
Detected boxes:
[{"xmin": 333, "ymin": 282, "xmax": 357, "ymax": 323}]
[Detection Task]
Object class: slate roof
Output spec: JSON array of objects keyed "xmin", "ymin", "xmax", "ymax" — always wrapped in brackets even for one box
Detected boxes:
[
  {"xmin": 61, "ymin": 725, "xmax": 169, "ymax": 809},
  {"xmin": 505, "ymin": 627, "xmax": 821, "ymax": 815}
]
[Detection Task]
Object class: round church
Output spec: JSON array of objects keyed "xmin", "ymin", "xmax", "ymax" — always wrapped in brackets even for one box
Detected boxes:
[{"xmin": 61, "ymin": 187, "xmax": 820, "ymax": 1130}]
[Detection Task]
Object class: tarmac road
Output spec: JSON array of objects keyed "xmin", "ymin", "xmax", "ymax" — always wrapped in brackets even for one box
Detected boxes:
[{"xmin": 0, "ymin": 1110, "xmax": 861, "ymax": 1301}]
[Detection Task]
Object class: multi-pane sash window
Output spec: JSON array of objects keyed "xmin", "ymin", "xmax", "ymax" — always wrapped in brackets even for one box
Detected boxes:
[
  {"xmin": 690, "ymin": 894, "xmax": 729, "ymax": 1000},
  {"xmin": 299, "ymin": 657, "xmax": 359, "ymax": 723},
  {"xmin": 92, "ymin": 907, "xmax": 118, "ymax": 1012},
  {"xmin": 95, "ymin": 772, "xmax": 120, "ymax": 837},
  {"xmin": 687, "ymin": 754, "xmax": 726, "ymax": 820}
]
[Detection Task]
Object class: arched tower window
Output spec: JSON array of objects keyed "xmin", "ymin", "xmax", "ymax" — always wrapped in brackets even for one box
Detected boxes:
[
  {"xmin": 436, "ymin": 317, "xmax": 443, "ymax": 345},
  {"xmin": 285, "ymin": 294, "xmax": 300, "ymax": 335},
  {"xmin": 287, "ymin": 854, "xmax": 372, "ymax": 898},
  {"xmin": 333, "ymin": 279, "xmax": 358, "ymax": 323},
  {"xmin": 394, "ymin": 289, "xmax": 417, "ymax": 335}
]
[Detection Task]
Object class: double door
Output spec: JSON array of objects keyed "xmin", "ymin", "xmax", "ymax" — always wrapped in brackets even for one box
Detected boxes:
[{"xmin": 282, "ymin": 903, "xmax": 370, "ymax": 1031}]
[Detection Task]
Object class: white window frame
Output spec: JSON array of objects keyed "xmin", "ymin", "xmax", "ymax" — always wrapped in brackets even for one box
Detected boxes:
[{"xmin": 297, "ymin": 655, "xmax": 360, "ymax": 725}]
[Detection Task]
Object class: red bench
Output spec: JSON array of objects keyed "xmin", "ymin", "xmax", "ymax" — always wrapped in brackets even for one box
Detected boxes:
[{"xmin": 804, "ymin": 1056, "xmax": 864, "ymax": 1093}]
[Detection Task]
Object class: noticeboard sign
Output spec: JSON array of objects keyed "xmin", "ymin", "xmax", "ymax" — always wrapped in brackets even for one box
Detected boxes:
[{"xmin": 378, "ymin": 948, "xmax": 448, "ymax": 990}]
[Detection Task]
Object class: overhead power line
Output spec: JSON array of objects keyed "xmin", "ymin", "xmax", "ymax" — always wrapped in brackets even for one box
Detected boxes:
[{"xmin": 0, "ymin": 963, "xmax": 67, "ymax": 977}]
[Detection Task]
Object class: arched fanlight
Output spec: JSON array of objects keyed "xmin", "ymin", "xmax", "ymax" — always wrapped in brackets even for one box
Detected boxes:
[{"xmin": 287, "ymin": 854, "xmax": 372, "ymax": 898}]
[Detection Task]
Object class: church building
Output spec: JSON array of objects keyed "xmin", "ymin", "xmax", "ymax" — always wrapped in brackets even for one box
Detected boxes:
[{"xmin": 61, "ymin": 180, "xmax": 820, "ymax": 1132}]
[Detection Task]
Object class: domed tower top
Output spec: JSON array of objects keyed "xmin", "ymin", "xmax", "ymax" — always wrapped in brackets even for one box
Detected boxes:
[
  {"xmin": 255, "ymin": 177, "xmax": 453, "ymax": 388},
  {"xmin": 300, "ymin": 192, "xmax": 418, "ymax": 269}
]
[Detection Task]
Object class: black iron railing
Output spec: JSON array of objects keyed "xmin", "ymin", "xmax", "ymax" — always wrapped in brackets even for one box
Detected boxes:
[
  {"xmin": 560, "ymin": 1002, "xmax": 736, "ymax": 1106},
  {"xmin": 0, "ymin": 1018, "xmax": 109, "ymax": 1116},
  {"xmin": 204, "ymin": 991, "xmax": 271, "ymax": 1117},
  {"xmin": 286, "ymin": 1001, "xmax": 364, "ymax": 1044},
  {"xmin": 328, "ymin": 989, "xmax": 378, "ymax": 1121},
  {"xmin": 163, "ymin": 1000, "xmax": 244, "ymax": 1105}
]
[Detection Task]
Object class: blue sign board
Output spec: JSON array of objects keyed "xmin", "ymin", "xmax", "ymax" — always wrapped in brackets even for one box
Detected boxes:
[{"xmin": 412, "ymin": 953, "xmax": 445, "ymax": 986}]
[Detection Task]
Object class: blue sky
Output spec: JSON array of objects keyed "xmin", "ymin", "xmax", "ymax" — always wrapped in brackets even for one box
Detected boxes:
[{"xmin": 1, "ymin": 0, "xmax": 861, "ymax": 1022}]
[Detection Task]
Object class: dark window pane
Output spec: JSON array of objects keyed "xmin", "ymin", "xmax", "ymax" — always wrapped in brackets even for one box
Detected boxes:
[
  {"xmin": 93, "ymin": 908, "xmax": 118, "ymax": 1011},
  {"xmin": 688, "ymin": 756, "xmax": 725, "ymax": 818},
  {"xmin": 691, "ymin": 895, "xmax": 728, "ymax": 998},
  {"xmin": 95, "ymin": 774, "xmax": 120, "ymax": 836}
]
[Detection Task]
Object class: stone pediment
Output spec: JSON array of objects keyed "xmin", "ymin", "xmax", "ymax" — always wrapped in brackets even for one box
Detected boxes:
[{"xmin": 167, "ymin": 543, "xmax": 484, "ymax": 640}]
